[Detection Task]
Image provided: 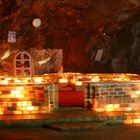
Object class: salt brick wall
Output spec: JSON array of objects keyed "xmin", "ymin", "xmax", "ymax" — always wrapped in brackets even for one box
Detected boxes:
[
  {"xmin": 84, "ymin": 82, "xmax": 140, "ymax": 112},
  {"xmin": 0, "ymin": 83, "xmax": 58, "ymax": 116}
]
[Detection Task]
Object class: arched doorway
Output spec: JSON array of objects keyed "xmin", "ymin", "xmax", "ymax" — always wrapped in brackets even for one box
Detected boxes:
[{"xmin": 14, "ymin": 51, "xmax": 33, "ymax": 77}]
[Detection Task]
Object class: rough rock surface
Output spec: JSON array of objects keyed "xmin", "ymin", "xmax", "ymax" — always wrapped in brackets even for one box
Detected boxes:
[{"xmin": 1, "ymin": 0, "xmax": 140, "ymax": 73}]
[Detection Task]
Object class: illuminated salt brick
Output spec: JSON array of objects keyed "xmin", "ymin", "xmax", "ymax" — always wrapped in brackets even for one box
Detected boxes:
[
  {"xmin": 40, "ymin": 106, "xmax": 48, "ymax": 110},
  {"xmin": 14, "ymin": 80, "xmax": 21, "ymax": 83},
  {"xmin": 0, "ymin": 107, "xmax": 4, "ymax": 114},
  {"xmin": 13, "ymin": 110, "xmax": 22, "ymax": 115},
  {"xmin": 34, "ymin": 106, "xmax": 39, "ymax": 110},
  {"xmin": 21, "ymin": 106, "xmax": 26, "ymax": 110},
  {"xmin": 0, "ymin": 110, "xmax": 3, "ymax": 115},
  {"xmin": 8, "ymin": 102, "xmax": 13, "ymax": 107},
  {"xmin": 123, "ymin": 119, "xmax": 133, "ymax": 124},
  {"xmin": 4, "ymin": 77, "xmax": 10, "ymax": 80},
  {"xmin": 59, "ymin": 78, "xmax": 68, "ymax": 83},
  {"xmin": 19, "ymin": 101, "xmax": 32, "ymax": 107},
  {"xmin": 2, "ymin": 102, "xmax": 8, "ymax": 107},
  {"xmin": 22, "ymin": 110, "xmax": 31, "ymax": 114},
  {"xmin": 1, "ymin": 80, "xmax": 8, "ymax": 84},
  {"xmin": 30, "ymin": 110, "xmax": 40, "ymax": 114},
  {"xmin": 21, "ymin": 79, "xmax": 28, "ymax": 83},
  {"xmin": 114, "ymin": 104, "xmax": 120, "ymax": 109},
  {"xmin": 41, "ymin": 110, "xmax": 49, "ymax": 114},
  {"xmin": 1, "ymin": 94, "xmax": 9, "ymax": 98},
  {"xmin": 21, "ymin": 90, "xmax": 27, "ymax": 94},
  {"xmin": 11, "ymin": 90, "xmax": 21, "ymax": 95},
  {"xmin": 105, "ymin": 104, "xmax": 114, "ymax": 112},
  {"xmin": 34, "ymin": 78, "xmax": 42, "ymax": 83},
  {"xmin": 132, "ymin": 104, "xmax": 140, "ymax": 110},
  {"xmin": 9, "ymin": 94, "xmax": 15, "ymax": 98},
  {"xmin": 91, "ymin": 78, "xmax": 100, "ymax": 82},
  {"xmin": 115, "ymin": 107, "xmax": 126, "ymax": 111},
  {"xmin": 95, "ymin": 108, "xmax": 105, "ymax": 112},
  {"xmin": 135, "ymin": 91, "xmax": 140, "ymax": 95},
  {"xmin": 19, "ymin": 101, "xmax": 26, "ymax": 106},
  {"xmin": 125, "ymin": 107, "xmax": 133, "ymax": 111},
  {"xmin": 26, "ymin": 106, "xmax": 34, "ymax": 111},
  {"xmin": 16, "ymin": 86, "xmax": 24, "ymax": 90},
  {"xmin": 26, "ymin": 101, "xmax": 32, "ymax": 106},
  {"xmin": 16, "ymin": 94, "xmax": 24, "ymax": 98},
  {"xmin": 75, "ymin": 81, "xmax": 83, "ymax": 86},
  {"xmin": 17, "ymin": 102, "xmax": 22, "ymax": 107},
  {"xmin": 133, "ymin": 119, "xmax": 140, "ymax": 124},
  {"xmin": 130, "ymin": 94, "xmax": 139, "ymax": 98}
]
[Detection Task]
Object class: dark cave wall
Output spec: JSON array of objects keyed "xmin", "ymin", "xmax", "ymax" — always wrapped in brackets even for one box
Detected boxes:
[
  {"xmin": 61, "ymin": 33, "xmax": 91, "ymax": 73},
  {"xmin": 1, "ymin": 0, "xmax": 140, "ymax": 74}
]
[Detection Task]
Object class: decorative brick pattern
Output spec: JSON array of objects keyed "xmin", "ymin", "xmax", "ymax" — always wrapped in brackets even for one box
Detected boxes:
[
  {"xmin": 0, "ymin": 81, "xmax": 58, "ymax": 116},
  {"xmin": 84, "ymin": 82, "xmax": 140, "ymax": 112}
]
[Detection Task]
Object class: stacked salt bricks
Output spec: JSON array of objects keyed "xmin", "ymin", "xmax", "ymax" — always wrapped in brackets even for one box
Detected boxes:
[{"xmin": 0, "ymin": 77, "xmax": 58, "ymax": 115}]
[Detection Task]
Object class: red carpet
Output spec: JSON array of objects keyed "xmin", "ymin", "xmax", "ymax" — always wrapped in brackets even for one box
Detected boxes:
[{"xmin": 58, "ymin": 91, "xmax": 84, "ymax": 107}]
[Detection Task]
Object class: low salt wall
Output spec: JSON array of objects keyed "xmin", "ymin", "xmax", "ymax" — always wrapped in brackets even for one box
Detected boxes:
[
  {"xmin": 84, "ymin": 81, "xmax": 140, "ymax": 112},
  {"xmin": 0, "ymin": 77, "xmax": 58, "ymax": 117}
]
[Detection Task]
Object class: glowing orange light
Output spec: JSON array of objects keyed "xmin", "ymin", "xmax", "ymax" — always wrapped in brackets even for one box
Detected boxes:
[
  {"xmin": 26, "ymin": 106, "xmax": 34, "ymax": 111},
  {"xmin": 77, "ymin": 76, "xmax": 82, "ymax": 79},
  {"xmin": 133, "ymin": 119, "xmax": 140, "ymax": 124},
  {"xmin": 34, "ymin": 78, "xmax": 42, "ymax": 83},
  {"xmin": 21, "ymin": 101, "xmax": 27, "ymax": 106},
  {"xmin": 34, "ymin": 106, "xmax": 39, "ymax": 111},
  {"xmin": 17, "ymin": 102, "xmax": 22, "ymax": 107},
  {"xmin": 13, "ymin": 111, "xmax": 22, "ymax": 115},
  {"xmin": 91, "ymin": 76, "xmax": 100, "ymax": 82},
  {"xmin": 11, "ymin": 90, "xmax": 21, "ymax": 95},
  {"xmin": 124, "ymin": 119, "xmax": 133, "ymax": 124},
  {"xmin": 114, "ymin": 104, "xmax": 120, "ymax": 109},
  {"xmin": 125, "ymin": 107, "xmax": 132, "ymax": 111},
  {"xmin": 5, "ymin": 77, "xmax": 12, "ymax": 80},
  {"xmin": 14, "ymin": 80, "xmax": 21, "ymax": 83},
  {"xmin": 135, "ymin": 91, "xmax": 140, "ymax": 95},
  {"xmin": 105, "ymin": 104, "xmax": 114, "ymax": 112},
  {"xmin": 75, "ymin": 81, "xmax": 83, "ymax": 86},
  {"xmin": 59, "ymin": 78, "xmax": 68, "ymax": 83},
  {"xmin": 16, "ymin": 86, "xmax": 24, "ymax": 90},
  {"xmin": 41, "ymin": 110, "xmax": 48, "ymax": 114},
  {"xmin": 11, "ymin": 90, "xmax": 24, "ymax": 98},
  {"xmin": 0, "ymin": 109, "xmax": 3, "ymax": 115},
  {"xmin": 1, "ymin": 80, "xmax": 8, "ymax": 84},
  {"xmin": 21, "ymin": 79, "xmax": 28, "ymax": 83},
  {"xmin": 95, "ymin": 108, "xmax": 105, "ymax": 112}
]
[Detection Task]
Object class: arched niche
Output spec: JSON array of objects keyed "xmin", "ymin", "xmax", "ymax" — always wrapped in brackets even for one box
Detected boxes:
[{"xmin": 14, "ymin": 51, "xmax": 33, "ymax": 77}]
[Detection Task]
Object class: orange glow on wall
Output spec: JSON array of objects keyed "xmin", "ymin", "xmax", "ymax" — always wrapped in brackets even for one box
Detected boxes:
[
  {"xmin": 133, "ymin": 119, "xmax": 140, "ymax": 124},
  {"xmin": 34, "ymin": 77, "xmax": 42, "ymax": 83},
  {"xmin": 0, "ymin": 73, "xmax": 139, "ymax": 122},
  {"xmin": 14, "ymin": 79, "xmax": 21, "ymax": 83},
  {"xmin": 59, "ymin": 78, "xmax": 68, "ymax": 83},
  {"xmin": 75, "ymin": 81, "xmax": 83, "ymax": 86},
  {"xmin": 0, "ymin": 76, "xmax": 58, "ymax": 117},
  {"xmin": 1, "ymin": 80, "xmax": 8, "ymax": 84},
  {"xmin": 26, "ymin": 106, "xmax": 35, "ymax": 111}
]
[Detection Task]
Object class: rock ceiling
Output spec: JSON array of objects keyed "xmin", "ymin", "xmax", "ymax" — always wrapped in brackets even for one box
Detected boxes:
[{"xmin": 1, "ymin": 0, "xmax": 140, "ymax": 73}]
